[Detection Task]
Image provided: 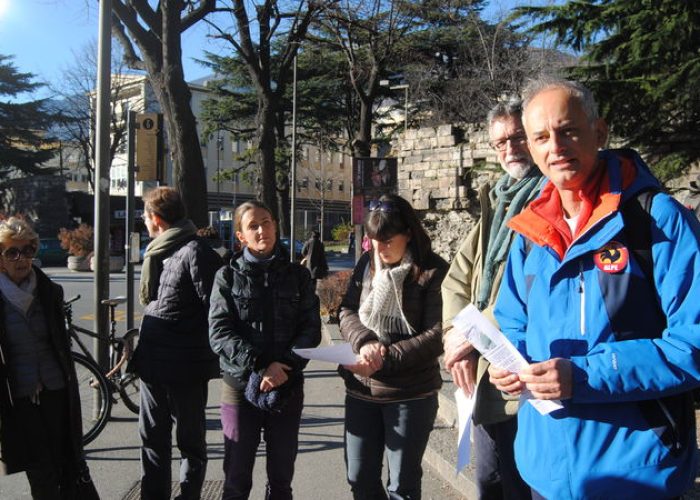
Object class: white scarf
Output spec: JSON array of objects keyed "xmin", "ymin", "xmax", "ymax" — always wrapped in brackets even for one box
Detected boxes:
[
  {"xmin": 0, "ymin": 269, "xmax": 37, "ymax": 316},
  {"xmin": 358, "ymin": 250, "xmax": 415, "ymax": 344}
]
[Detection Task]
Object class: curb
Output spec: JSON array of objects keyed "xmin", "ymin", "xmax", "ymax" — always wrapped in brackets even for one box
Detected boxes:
[{"xmin": 321, "ymin": 321, "xmax": 475, "ymax": 499}]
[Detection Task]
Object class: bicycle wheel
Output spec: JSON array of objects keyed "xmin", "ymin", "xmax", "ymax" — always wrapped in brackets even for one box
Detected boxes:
[
  {"xmin": 72, "ymin": 352, "xmax": 112, "ymax": 445},
  {"xmin": 118, "ymin": 329, "xmax": 140, "ymax": 414}
]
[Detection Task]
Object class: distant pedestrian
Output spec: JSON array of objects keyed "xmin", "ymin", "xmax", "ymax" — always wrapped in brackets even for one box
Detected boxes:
[
  {"xmin": 347, "ymin": 231, "xmax": 355, "ymax": 255},
  {"xmin": 209, "ymin": 200, "xmax": 321, "ymax": 500},
  {"xmin": 301, "ymin": 230, "xmax": 329, "ymax": 288},
  {"xmin": 361, "ymin": 234, "xmax": 372, "ymax": 253},
  {"xmin": 197, "ymin": 225, "xmax": 232, "ymax": 263},
  {"xmin": 134, "ymin": 187, "xmax": 222, "ymax": 500},
  {"xmin": 0, "ymin": 216, "xmax": 99, "ymax": 499},
  {"xmin": 338, "ymin": 194, "xmax": 448, "ymax": 499}
]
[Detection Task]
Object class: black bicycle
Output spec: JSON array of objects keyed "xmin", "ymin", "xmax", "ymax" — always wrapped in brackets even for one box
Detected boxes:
[{"xmin": 64, "ymin": 295, "xmax": 140, "ymax": 445}]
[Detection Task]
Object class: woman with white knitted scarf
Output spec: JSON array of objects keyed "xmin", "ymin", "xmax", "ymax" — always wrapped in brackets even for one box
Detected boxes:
[{"xmin": 338, "ymin": 195, "xmax": 448, "ymax": 500}]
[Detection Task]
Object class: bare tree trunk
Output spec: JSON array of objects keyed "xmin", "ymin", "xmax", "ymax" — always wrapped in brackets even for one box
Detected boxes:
[
  {"xmin": 352, "ymin": 96, "xmax": 374, "ymax": 158},
  {"xmin": 111, "ymin": 0, "xmax": 214, "ymax": 228},
  {"xmin": 150, "ymin": 74, "xmax": 208, "ymax": 227},
  {"xmin": 257, "ymin": 96, "xmax": 279, "ymax": 222}
]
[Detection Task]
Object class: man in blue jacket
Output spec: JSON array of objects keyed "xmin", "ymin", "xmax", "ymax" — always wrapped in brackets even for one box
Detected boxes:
[{"xmin": 489, "ymin": 77, "xmax": 700, "ymax": 499}]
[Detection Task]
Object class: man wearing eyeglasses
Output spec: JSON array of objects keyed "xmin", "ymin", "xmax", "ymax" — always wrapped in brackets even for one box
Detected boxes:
[
  {"xmin": 442, "ymin": 98, "xmax": 543, "ymax": 500},
  {"xmin": 489, "ymin": 78, "xmax": 700, "ymax": 498}
]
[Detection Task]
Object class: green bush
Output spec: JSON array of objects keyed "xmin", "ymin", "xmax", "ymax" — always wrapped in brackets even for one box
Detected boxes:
[{"xmin": 331, "ymin": 221, "xmax": 353, "ymax": 242}]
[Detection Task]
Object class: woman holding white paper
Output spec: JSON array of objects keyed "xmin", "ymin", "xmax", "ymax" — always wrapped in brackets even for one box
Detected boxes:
[
  {"xmin": 209, "ymin": 200, "xmax": 321, "ymax": 500},
  {"xmin": 338, "ymin": 194, "xmax": 448, "ymax": 500}
]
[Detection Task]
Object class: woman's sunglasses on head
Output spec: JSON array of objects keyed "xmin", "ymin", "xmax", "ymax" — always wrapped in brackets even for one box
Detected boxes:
[
  {"xmin": 1, "ymin": 245, "xmax": 37, "ymax": 261},
  {"xmin": 368, "ymin": 200, "xmax": 397, "ymax": 213}
]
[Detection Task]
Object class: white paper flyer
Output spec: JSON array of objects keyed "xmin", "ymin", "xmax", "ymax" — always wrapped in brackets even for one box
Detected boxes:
[{"xmin": 452, "ymin": 304, "xmax": 562, "ymax": 415}]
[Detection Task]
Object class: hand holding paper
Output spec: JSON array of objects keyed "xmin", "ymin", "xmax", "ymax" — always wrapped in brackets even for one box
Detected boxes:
[{"xmin": 452, "ymin": 304, "xmax": 563, "ymax": 415}]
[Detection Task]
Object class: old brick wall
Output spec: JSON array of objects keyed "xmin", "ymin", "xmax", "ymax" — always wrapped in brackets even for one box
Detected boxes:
[
  {"xmin": 392, "ymin": 125, "xmax": 700, "ymax": 263},
  {"xmin": 391, "ymin": 124, "xmax": 502, "ymax": 262}
]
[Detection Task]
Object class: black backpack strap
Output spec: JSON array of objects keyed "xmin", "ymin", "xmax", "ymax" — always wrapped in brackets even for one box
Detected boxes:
[{"xmin": 620, "ymin": 189, "xmax": 658, "ymax": 295}]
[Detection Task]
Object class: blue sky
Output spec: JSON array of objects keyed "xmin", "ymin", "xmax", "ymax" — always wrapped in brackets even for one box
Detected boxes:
[
  {"xmin": 0, "ymin": 0, "xmax": 227, "ymax": 91},
  {"xmin": 0, "ymin": 0, "xmax": 539, "ymax": 98}
]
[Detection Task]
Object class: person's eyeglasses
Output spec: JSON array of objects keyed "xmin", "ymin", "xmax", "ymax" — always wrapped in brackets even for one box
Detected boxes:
[
  {"xmin": 490, "ymin": 134, "xmax": 527, "ymax": 152},
  {"xmin": 1, "ymin": 245, "xmax": 37, "ymax": 261},
  {"xmin": 368, "ymin": 200, "xmax": 397, "ymax": 213}
]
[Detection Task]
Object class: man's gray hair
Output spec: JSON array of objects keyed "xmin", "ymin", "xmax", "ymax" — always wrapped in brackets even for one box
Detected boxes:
[
  {"xmin": 486, "ymin": 97, "xmax": 523, "ymax": 127},
  {"xmin": 521, "ymin": 76, "xmax": 599, "ymax": 122}
]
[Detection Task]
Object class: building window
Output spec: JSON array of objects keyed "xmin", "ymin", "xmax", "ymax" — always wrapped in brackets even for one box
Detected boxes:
[{"xmin": 338, "ymin": 180, "xmax": 344, "ymax": 192}]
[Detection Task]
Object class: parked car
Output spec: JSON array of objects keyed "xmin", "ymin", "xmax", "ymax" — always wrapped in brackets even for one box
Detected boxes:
[
  {"xmin": 34, "ymin": 238, "xmax": 69, "ymax": 267},
  {"xmin": 279, "ymin": 237, "xmax": 304, "ymax": 260}
]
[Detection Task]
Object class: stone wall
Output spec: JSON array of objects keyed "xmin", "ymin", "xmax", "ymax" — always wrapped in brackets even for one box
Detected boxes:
[
  {"xmin": 392, "ymin": 124, "xmax": 700, "ymax": 263},
  {"xmin": 392, "ymin": 124, "xmax": 503, "ymax": 261}
]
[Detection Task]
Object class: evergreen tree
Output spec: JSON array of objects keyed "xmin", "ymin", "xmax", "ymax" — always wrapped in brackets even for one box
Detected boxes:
[
  {"xmin": 0, "ymin": 55, "xmax": 56, "ymax": 178},
  {"xmin": 515, "ymin": 0, "xmax": 700, "ymax": 180}
]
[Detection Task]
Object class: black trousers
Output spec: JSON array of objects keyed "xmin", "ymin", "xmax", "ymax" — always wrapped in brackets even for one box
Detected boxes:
[
  {"xmin": 473, "ymin": 417, "xmax": 530, "ymax": 500},
  {"xmin": 139, "ymin": 379, "xmax": 209, "ymax": 500},
  {"xmin": 13, "ymin": 388, "xmax": 76, "ymax": 500}
]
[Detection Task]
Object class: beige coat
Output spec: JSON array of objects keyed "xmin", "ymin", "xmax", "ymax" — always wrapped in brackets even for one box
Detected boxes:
[{"xmin": 441, "ymin": 182, "xmax": 519, "ymax": 426}]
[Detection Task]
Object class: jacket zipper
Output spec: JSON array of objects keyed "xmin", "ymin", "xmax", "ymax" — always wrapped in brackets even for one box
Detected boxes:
[{"xmin": 578, "ymin": 261, "xmax": 585, "ymax": 336}]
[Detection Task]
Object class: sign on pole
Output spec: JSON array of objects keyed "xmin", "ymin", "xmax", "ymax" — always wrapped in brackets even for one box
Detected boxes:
[
  {"xmin": 136, "ymin": 113, "xmax": 163, "ymax": 182},
  {"xmin": 351, "ymin": 157, "xmax": 398, "ymax": 224}
]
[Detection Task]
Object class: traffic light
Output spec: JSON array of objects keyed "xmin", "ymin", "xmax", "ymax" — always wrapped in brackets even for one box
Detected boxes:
[{"xmin": 136, "ymin": 113, "xmax": 163, "ymax": 182}]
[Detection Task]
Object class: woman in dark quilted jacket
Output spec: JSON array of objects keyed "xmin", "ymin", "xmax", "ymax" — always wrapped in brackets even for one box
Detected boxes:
[
  {"xmin": 0, "ymin": 216, "xmax": 96, "ymax": 499},
  {"xmin": 338, "ymin": 194, "xmax": 448, "ymax": 500},
  {"xmin": 209, "ymin": 200, "xmax": 321, "ymax": 500}
]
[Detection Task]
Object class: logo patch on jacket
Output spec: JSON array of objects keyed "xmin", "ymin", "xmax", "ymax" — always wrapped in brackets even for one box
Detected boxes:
[{"xmin": 594, "ymin": 241, "xmax": 629, "ymax": 273}]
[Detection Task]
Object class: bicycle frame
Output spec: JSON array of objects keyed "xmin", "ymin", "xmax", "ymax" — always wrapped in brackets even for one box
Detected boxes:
[{"xmin": 65, "ymin": 295, "xmax": 132, "ymax": 379}]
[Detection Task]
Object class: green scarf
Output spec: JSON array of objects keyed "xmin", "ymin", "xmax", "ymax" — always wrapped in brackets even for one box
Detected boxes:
[
  {"xmin": 476, "ymin": 169, "xmax": 543, "ymax": 310},
  {"xmin": 139, "ymin": 219, "xmax": 197, "ymax": 305}
]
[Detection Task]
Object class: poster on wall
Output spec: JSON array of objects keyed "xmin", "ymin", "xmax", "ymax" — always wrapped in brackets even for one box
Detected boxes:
[{"xmin": 352, "ymin": 157, "xmax": 398, "ymax": 224}]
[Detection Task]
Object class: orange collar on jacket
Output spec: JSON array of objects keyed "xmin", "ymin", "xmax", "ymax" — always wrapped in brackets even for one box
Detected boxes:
[{"xmin": 507, "ymin": 155, "xmax": 637, "ymax": 260}]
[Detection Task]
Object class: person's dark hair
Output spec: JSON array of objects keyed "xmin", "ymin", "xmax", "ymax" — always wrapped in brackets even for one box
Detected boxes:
[
  {"xmin": 143, "ymin": 186, "xmax": 185, "ymax": 224},
  {"xmin": 311, "ymin": 230, "xmax": 320, "ymax": 239},
  {"xmin": 196, "ymin": 226, "xmax": 220, "ymax": 240},
  {"xmin": 233, "ymin": 200, "xmax": 274, "ymax": 233},
  {"xmin": 364, "ymin": 194, "xmax": 432, "ymax": 278}
]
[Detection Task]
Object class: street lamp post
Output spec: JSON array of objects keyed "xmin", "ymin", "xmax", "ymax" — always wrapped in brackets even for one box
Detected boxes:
[
  {"xmin": 216, "ymin": 133, "xmax": 223, "ymax": 208},
  {"xmin": 290, "ymin": 55, "xmax": 298, "ymax": 263}
]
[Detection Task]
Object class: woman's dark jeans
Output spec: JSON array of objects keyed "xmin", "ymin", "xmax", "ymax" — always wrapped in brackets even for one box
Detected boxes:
[
  {"xmin": 344, "ymin": 393, "xmax": 438, "ymax": 500},
  {"xmin": 220, "ymin": 385, "xmax": 304, "ymax": 500}
]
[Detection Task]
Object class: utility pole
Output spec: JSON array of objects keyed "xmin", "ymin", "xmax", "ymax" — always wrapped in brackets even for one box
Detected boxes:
[
  {"xmin": 216, "ymin": 132, "xmax": 223, "ymax": 209},
  {"xmin": 290, "ymin": 55, "xmax": 298, "ymax": 263},
  {"xmin": 93, "ymin": 0, "xmax": 111, "ymax": 372}
]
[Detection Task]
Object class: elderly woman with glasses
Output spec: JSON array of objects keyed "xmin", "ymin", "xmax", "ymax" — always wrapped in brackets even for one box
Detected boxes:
[
  {"xmin": 338, "ymin": 194, "xmax": 448, "ymax": 500},
  {"xmin": 0, "ymin": 217, "xmax": 93, "ymax": 499}
]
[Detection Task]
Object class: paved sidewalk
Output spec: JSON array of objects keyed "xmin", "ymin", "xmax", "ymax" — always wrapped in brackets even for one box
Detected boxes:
[{"xmin": 0, "ymin": 324, "xmax": 464, "ymax": 499}]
